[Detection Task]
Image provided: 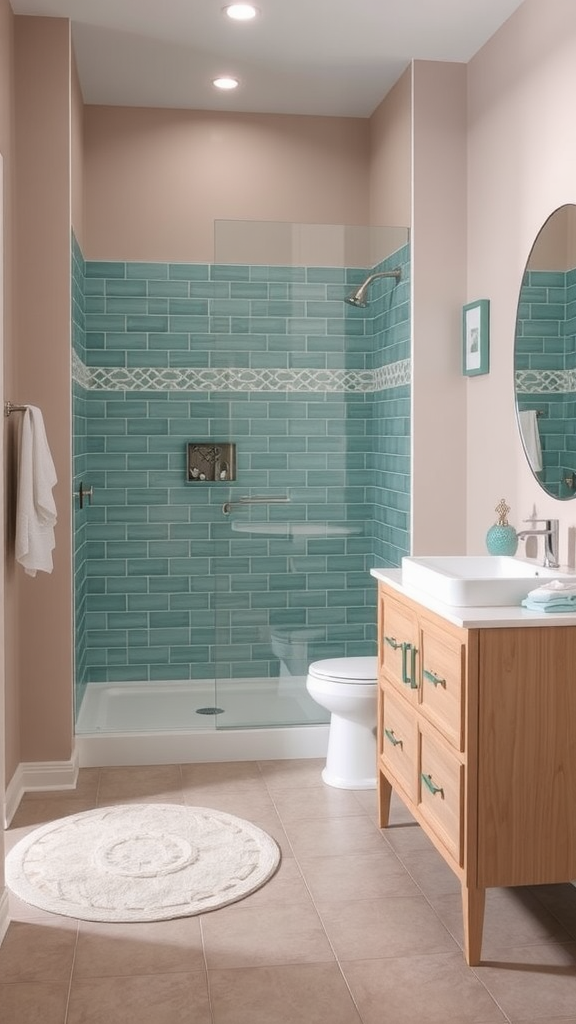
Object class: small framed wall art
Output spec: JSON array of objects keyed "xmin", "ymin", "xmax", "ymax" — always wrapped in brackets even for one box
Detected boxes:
[{"xmin": 462, "ymin": 298, "xmax": 490, "ymax": 376}]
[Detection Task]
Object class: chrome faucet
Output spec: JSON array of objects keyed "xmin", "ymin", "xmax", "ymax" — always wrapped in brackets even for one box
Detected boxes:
[{"xmin": 516, "ymin": 518, "xmax": 560, "ymax": 568}]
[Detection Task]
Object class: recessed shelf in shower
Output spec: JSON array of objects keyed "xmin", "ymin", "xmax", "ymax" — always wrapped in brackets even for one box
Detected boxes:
[{"xmin": 187, "ymin": 442, "xmax": 236, "ymax": 482}]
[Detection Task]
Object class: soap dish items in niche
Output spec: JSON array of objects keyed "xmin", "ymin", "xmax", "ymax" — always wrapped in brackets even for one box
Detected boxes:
[
  {"xmin": 485, "ymin": 498, "xmax": 518, "ymax": 556},
  {"xmin": 187, "ymin": 443, "xmax": 236, "ymax": 482}
]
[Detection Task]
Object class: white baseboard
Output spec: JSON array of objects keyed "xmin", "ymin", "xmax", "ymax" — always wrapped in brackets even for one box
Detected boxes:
[
  {"xmin": 0, "ymin": 888, "xmax": 9, "ymax": 948},
  {"xmin": 4, "ymin": 752, "xmax": 79, "ymax": 828}
]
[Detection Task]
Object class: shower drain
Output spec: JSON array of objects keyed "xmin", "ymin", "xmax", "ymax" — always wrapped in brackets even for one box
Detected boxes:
[{"xmin": 195, "ymin": 706, "xmax": 225, "ymax": 716}]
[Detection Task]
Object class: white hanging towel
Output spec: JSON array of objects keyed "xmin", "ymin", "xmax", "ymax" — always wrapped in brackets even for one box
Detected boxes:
[
  {"xmin": 518, "ymin": 409, "xmax": 543, "ymax": 473},
  {"xmin": 15, "ymin": 406, "xmax": 58, "ymax": 577}
]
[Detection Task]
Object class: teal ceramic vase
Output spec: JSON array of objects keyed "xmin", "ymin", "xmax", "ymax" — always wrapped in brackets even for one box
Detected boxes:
[{"xmin": 485, "ymin": 498, "xmax": 518, "ymax": 556}]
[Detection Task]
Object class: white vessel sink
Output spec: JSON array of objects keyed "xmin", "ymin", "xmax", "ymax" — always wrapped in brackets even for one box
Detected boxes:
[{"xmin": 401, "ymin": 555, "xmax": 575, "ymax": 607}]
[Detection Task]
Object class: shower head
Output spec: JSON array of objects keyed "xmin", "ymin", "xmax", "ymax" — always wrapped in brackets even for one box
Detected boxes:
[{"xmin": 344, "ymin": 268, "xmax": 402, "ymax": 307}]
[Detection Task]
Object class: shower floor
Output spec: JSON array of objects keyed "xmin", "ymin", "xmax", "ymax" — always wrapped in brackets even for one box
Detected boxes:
[{"xmin": 76, "ymin": 677, "xmax": 329, "ymax": 734}]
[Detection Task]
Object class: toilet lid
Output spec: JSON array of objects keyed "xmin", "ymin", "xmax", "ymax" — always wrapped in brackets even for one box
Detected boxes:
[{"xmin": 308, "ymin": 656, "xmax": 377, "ymax": 683}]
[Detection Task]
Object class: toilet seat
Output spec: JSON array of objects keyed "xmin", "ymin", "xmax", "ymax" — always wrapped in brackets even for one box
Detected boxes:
[{"xmin": 307, "ymin": 656, "xmax": 377, "ymax": 684}]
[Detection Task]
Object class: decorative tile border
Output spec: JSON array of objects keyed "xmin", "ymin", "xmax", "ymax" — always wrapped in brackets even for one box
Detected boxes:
[
  {"xmin": 515, "ymin": 369, "xmax": 576, "ymax": 393},
  {"xmin": 73, "ymin": 359, "xmax": 411, "ymax": 393},
  {"xmin": 72, "ymin": 350, "xmax": 91, "ymax": 389}
]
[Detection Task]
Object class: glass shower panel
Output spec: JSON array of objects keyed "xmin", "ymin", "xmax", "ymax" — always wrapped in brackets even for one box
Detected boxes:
[
  {"xmin": 208, "ymin": 219, "xmax": 404, "ymax": 729},
  {"xmin": 213, "ymin": 491, "xmax": 333, "ymax": 730}
]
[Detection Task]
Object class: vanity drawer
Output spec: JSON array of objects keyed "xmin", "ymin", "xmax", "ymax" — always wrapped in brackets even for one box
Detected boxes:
[
  {"xmin": 419, "ymin": 622, "xmax": 466, "ymax": 751},
  {"xmin": 380, "ymin": 686, "xmax": 418, "ymax": 802},
  {"xmin": 381, "ymin": 596, "xmax": 419, "ymax": 704},
  {"xmin": 418, "ymin": 726, "xmax": 464, "ymax": 866}
]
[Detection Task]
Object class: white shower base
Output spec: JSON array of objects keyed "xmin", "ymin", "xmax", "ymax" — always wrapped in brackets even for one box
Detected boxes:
[{"xmin": 75, "ymin": 678, "xmax": 330, "ymax": 768}]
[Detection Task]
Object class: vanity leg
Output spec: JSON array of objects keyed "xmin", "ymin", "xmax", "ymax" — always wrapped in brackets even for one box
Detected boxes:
[
  {"xmin": 378, "ymin": 771, "xmax": 392, "ymax": 828},
  {"xmin": 462, "ymin": 884, "xmax": 485, "ymax": 966}
]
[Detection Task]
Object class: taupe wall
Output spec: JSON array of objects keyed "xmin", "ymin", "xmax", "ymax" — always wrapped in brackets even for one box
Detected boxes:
[
  {"xmin": 0, "ymin": 0, "xmax": 13, "ymax": 900},
  {"xmin": 84, "ymin": 107, "xmax": 373, "ymax": 262},
  {"xmin": 0, "ymin": 0, "xmax": 14, "ymax": 843},
  {"xmin": 369, "ymin": 68, "xmax": 412, "ymax": 231},
  {"xmin": 466, "ymin": 0, "xmax": 576, "ymax": 560},
  {"xmin": 7, "ymin": 15, "xmax": 74, "ymax": 781},
  {"xmin": 411, "ymin": 60, "xmax": 467, "ymax": 555}
]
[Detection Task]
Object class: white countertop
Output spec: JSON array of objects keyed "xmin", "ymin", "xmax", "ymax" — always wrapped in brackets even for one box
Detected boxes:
[{"xmin": 370, "ymin": 567, "xmax": 576, "ymax": 629}]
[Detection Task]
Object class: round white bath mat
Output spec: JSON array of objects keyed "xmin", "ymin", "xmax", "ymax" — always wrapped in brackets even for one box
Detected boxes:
[{"xmin": 5, "ymin": 804, "xmax": 281, "ymax": 922}]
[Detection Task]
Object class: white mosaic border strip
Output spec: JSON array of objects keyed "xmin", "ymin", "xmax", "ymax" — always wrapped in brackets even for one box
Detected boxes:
[
  {"xmin": 73, "ymin": 358, "xmax": 411, "ymax": 393},
  {"xmin": 72, "ymin": 349, "xmax": 91, "ymax": 389},
  {"xmin": 515, "ymin": 368, "xmax": 576, "ymax": 393}
]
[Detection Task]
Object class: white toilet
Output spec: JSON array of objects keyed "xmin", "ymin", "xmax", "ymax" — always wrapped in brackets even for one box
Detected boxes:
[{"xmin": 306, "ymin": 656, "xmax": 378, "ymax": 790}]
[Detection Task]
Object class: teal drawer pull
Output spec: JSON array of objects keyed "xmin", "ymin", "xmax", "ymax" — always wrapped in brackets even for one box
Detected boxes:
[
  {"xmin": 421, "ymin": 772, "xmax": 444, "ymax": 798},
  {"xmin": 401, "ymin": 643, "xmax": 419, "ymax": 688},
  {"xmin": 384, "ymin": 728, "xmax": 403, "ymax": 749},
  {"xmin": 384, "ymin": 635, "xmax": 402, "ymax": 650},
  {"xmin": 423, "ymin": 668, "xmax": 447, "ymax": 689}
]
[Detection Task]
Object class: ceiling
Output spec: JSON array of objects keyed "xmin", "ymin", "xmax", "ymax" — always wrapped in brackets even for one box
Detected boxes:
[{"xmin": 10, "ymin": 0, "xmax": 525, "ymax": 117}]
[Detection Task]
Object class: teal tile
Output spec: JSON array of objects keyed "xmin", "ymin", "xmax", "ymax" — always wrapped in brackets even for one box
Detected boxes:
[
  {"xmin": 126, "ymin": 262, "xmax": 168, "ymax": 279},
  {"xmin": 127, "ymin": 315, "xmax": 169, "ymax": 332},
  {"xmin": 106, "ymin": 279, "xmax": 147, "ymax": 297},
  {"xmin": 169, "ymin": 264, "xmax": 210, "ymax": 281},
  {"xmin": 128, "ymin": 647, "xmax": 170, "ymax": 665},
  {"xmin": 86, "ymin": 262, "xmax": 126, "ymax": 278}
]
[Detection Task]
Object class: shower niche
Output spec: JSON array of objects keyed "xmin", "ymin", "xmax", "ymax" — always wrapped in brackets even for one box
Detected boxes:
[{"xmin": 187, "ymin": 442, "xmax": 236, "ymax": 482}]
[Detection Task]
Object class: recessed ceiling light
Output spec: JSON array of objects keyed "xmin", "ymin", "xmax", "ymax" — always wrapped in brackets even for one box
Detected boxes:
[
  {"xmin": 223, "ymin": 4, "xmax": 259, "ymax": 21},
  {"xmin": 212, "ymin": 76, "xmax": 240, "ymax": 91}
]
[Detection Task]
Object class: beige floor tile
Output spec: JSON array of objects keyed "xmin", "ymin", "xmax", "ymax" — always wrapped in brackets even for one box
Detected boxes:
[
  {"xmin": 182, "ymin": 785, "xmax": 279, "ymax": 819},
  {"xmin": 258, "ymin": 758, "xmax": 327, "ymax": 791},
  {"xmin": 66, "ymin": 970, "xmax": 211, "ymax": 1024},
  {"xmin": 342, "ymin": 952, "xmax": 506, "ymax": 1024},
  {"xmin": 237, "ymin": 810, "xmax": 294, "ymax": 859},
  {"xmin": 201, "ymin": 900, "xmax": 335, "ymax": 969},
  {"xmin": 350, "ymin": 787, "xmax": 380, "ymax": 818},
  {"xmin": 0, "ymin": 981, "xmax": 69, "ymax": 1024},
  {"xmin": 271, "ymin": 784, "xmax": 369, "ymax": 822},
  {"xmin": 234, "ymin": 856, "xmax": 312, "ymax": 909},
  {"xmin": 8, "ymin": 797, "xmax": 97, "ymax": 829},
  {"xmin": 0, "ymin": 918, "xmax": 78, "ymax": 984},
  {"xmin": 396, "ymin": 845, "xmax": 463, "ymax": 897},
  {"xmin": 180, "ymin": 760, "xmax": 264, "ymax": 788},
  {"xmin": 96, "ymin": 764, "xmax": 183, "ymax": 802},
  {"xmin": 381, "ymin": 819, "xmax": 437, "ymax": 856},
  {"xmin": 513, "ymin": 1019, "xmax": 576, "ymax": 1023},
  {"xmin": 473, "ymin": 941, "xmax": 576, "ymax": 1020},
  {"xmin": 281, "ymin": 813, "xmax": 388, "ymax": 859},
  {"xmin": 73, "ymin": 917, "xmax": 205, "ymax": 977},
  {"xmin": 7, "ymin": 891, "xmax": 78, "ymax": 926},
  {"xmin": 530, "ymin": 883, "xmax": 576, "ymax": 939},
  {"xmin": 317, "ymin": 894, "xmax": 458, "ymax": 960},
  {"xmin": 297, "ymin": 849, "xmax": 420, "ymax": 903},
  {"xmin": 209, "ymin": 962, "xmax": 363, "ymax": 1024},
  {"xmin": 431, "ymin": 887, "xmax": 574, "ymax": 959},
  {"xmin": 351, "ymin": 787, "xmax": 417, "ymax": 826}
]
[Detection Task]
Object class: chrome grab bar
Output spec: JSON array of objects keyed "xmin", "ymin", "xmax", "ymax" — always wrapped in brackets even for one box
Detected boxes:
[{"xmin": 222, "ymin": 495, "xmax": 290, "ymax": 515}]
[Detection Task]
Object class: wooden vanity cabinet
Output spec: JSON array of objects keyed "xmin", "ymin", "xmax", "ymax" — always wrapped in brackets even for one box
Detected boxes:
[{"xmin": 377, "ymin": 581, "xmax": 576, "ymax": 965}]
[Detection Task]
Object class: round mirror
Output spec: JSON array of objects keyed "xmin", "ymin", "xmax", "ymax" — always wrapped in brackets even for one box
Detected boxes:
[{"xmin": 514, "ymin": 203, "xmax": 576, "ymax": 499}]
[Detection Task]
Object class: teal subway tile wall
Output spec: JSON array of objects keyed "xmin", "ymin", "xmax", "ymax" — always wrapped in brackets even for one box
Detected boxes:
[
  {"xmin": 72, "ymin": 237, "xmax": 411, "ymax": 701},
  {"xmin": 515, "ymin": 266, "xmax": 576, "ymax": 497}
]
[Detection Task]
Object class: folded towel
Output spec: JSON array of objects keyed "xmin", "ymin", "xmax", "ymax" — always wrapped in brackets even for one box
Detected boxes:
[
  {"xmin": 526, "ymin": 579, "xmax": 576, "ymax": 602},
  {"xmin": 15, "ymin": 406, "xmax": 57, "ymax": 577},
  {"xmin": 518, "ymin": 410, "xmax": 543, "ymax": 472},
  {"xmin": 522, "ymin": 597, "xmax": 576, "ymax": 613}
]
